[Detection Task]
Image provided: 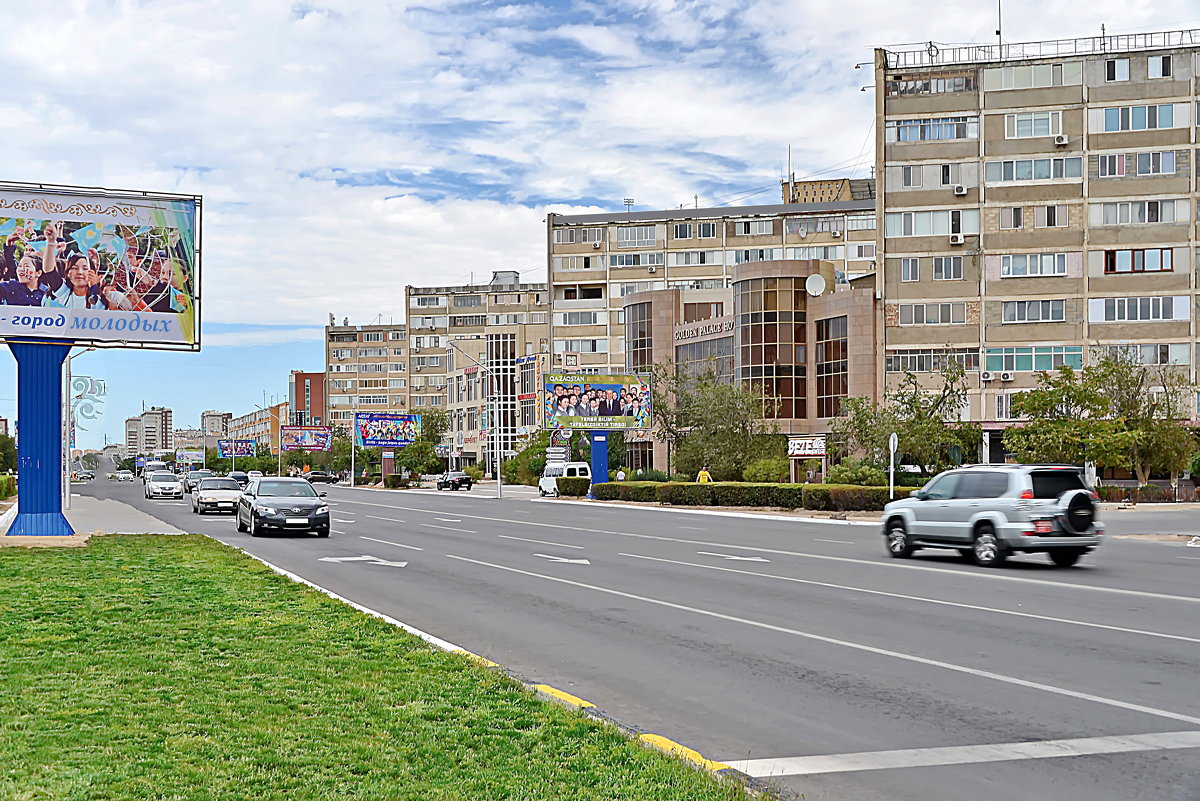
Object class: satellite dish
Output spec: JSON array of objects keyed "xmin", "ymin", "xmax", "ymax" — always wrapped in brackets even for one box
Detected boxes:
[{"xmin": 804, "ymin": 274, "xmax": 827, "ymax": 297}]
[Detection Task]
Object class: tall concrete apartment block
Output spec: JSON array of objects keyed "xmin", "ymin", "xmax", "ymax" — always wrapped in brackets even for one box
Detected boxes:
[
  {"xmin": 406, "ymin": 271, "xmax": 549, "ymax": 468},
  {"xmin": 547, "ymin": 202, "xmax": 879, "ymax": 375},
  {"xmin": 324, "ymin": 322, "xmax": 409, "ymax": 430},
  {"xmin": 200, "ymin": 410, "xmax": 232, "ymax": 437},
  {"xmin": 124, "ymin": 406, "xmax": 173, "ymax": 456},
  {"xmin": 875, "ymin": 29, "xmax": 1200, "ymax": 457}
]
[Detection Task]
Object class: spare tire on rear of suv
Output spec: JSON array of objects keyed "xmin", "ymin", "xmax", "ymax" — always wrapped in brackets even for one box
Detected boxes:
[{"xmin": 1057, "ymin": 489, "xmax": 1096, "ymax": 534}]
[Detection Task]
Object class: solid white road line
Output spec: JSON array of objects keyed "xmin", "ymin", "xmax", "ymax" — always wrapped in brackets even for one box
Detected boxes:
[
  {"xmin": 446, "ymin": 554, "xmax": 1200, "ymax": 727},
  {"xmin": 361, "ymin": 535, "xmax": 423, "ymax": 551},
  {"xmin": 366, "ymin": 514, "xmax": 406, "ymax": 523},
  {"xmin": 437, "ymin": 517, "xmax": 462, "ymax": 522},
  {"xmin": 331, "ymin": 529, "xmax": 347, "ymax": 535},
  {"xmin": 619, "ymin": 553, "xmax": 1200, "ymax": 644},
  {"xmin": 422, "ymin": 523, "xmax": 477, "ymax": 534},
  {"xmin": 815, "ymin": 538, "xmax": 854, "ymax": 544},
  {"xmin": 680, "ymin": 526, "xmax": 708, "ymax": 531},
  {"xmin": 336, "ymin": 498, "xmax": 1200, "ymax": 605},
  {"xmin": 723, "ymin": 730, "xmax": 1200, "ymax": 777},
  {"xmin": 531, "ymin": 497, "xmax": 878, "ymax": 526},
  {"xmin": 334, "ymin": 518, "xmax": 356, "ymax": 523},
  {"xmin": 499, "ymin": 534, "xmax": 585, "ymax": 549}
]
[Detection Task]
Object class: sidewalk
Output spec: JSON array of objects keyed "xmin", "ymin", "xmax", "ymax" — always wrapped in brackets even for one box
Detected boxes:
[{"xmin": 0, "ymin": 494, "xmax": 184, "ymax": 547}]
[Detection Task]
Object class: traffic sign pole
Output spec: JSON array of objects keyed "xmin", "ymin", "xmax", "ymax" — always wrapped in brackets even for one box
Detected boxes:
[{"xmin": 888, "ymin": 432, "xmax": 899, "ymax": 500}]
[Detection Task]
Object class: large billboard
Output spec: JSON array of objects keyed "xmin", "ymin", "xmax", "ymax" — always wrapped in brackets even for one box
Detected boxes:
[
  {"xmin": 280, "ymin": 426, "xmax": 333, "ymax": 452},
  {"xmin": 0, "ymin": 182, "xmax": 200, "ymax": 349},
  {"xmin": 354, "ymin": 412, "xmax": 420, "ymax": 448},
  {"xmin": 217, "ymin": 439, "xmax": 256, "ymax": 458},
  {"xmin": 544, "ymin": 373, "xmax": 652, "ymax": 430},
  {"xmin": 176, "ymin": 449, "xmax": 204, "ymax": 463}
]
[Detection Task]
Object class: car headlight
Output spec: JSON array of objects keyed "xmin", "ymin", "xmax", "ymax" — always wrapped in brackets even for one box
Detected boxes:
[{"xmin": 316, "ymin": 505, "xmax": 329, "ymax": 514}]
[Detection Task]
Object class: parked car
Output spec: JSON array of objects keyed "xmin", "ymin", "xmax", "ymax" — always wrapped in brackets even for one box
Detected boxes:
[
  {"xmin": 191, "ymin": 477, "xmax": 244, "ymax": 514},
  {"xmin": 436, "ymin": 471, "xmax": 473, "ymax": 491},
  {"xmin": 184, "ymin": 470, "xmax": 213, "ymax": 493},
  {"xmin": 76, "ymin": 470, "xmax": 94, "ymax": 481},
  {"xmin": 302, "ymin": 470, "xmax": 338, "ymax": 484},
  {"xmin": 145, "ymin": 471, "xmax": 184, "ymax": 499},
  {"xmin": 228, "ymin": 471, "xmax": 250, "ymax": 488},
  {"xmin": 235, "ymin": 478, "xmax": 330, "ymax": 537},
  {"xmin": 882, "ymin": 464, "xmax": 1103, "ymax": 568},
  {"xmin": 247, "ymin": 470, "xmax": 264, "ymax": 480},
  {"xmin": 538, "ymin": 462, "xmax": 591, "ymax": 497},
  {"xmin": 115, "ymin": 470, "xmax": 134, "ymax": 482}
]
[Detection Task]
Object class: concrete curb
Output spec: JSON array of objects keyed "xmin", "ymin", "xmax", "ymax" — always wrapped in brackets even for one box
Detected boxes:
[
  {"xmin": 211, "ymin": 540, "xmax": 761, "ymax": 794},
  {"xmin": 532, "ymin": 497, "xmax": 880, "ymax": 527},
  {"xmin": 0, "ymin": 500, "xmax": 17, "ymax": 533}
]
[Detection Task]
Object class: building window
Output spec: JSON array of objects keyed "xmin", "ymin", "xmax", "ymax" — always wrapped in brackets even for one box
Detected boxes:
[
  {"xmin": 668, "ymin": 250, "xmax": 723, "ymax": 266},
  {"xmin": 851, "ymin": 243, "xmax": 876, "ymax": 259},
  {"xmin": 730, "ymin": 248, "xmax": 783, "ymax": 264},
  {"xmin": 625, "ymin": 302, "xmax": 652, "ymax": 371},
  {"xmin": 885, "ymin": 70, "xmax": 977, "ymax": 96},
  {"xmin": 1136, "ymin": 151, "xmax": 1176, "ymax": 175},
  {"xmin": 898, "ymin": 302, "xmax": 966, "ymax": 325},
  {"xmin": 1096, "ymin": 200, "xmax": 1177, "ymax": 225},
  {"xmin": 734, "ymin": 220, "xmax": 773, "ymax": 236},
  {"xmin": 697, "ymin": 222, "xmax": 717, "ymax": 238},
  {"xmin": 901, "ymin": 165, "xmax": 922, "ymax": 188},
  {"xmin": 1091, "ymin": 296, "xmax": 1183, "ymax": 322},
  {"xmin": 1103, "ymin": 248, "xmax": 1174, "ymax": 273},
  {"xmin": 453, "ymin": 295, "xmax": 482, "ymax": 307},
  {"xmin": 412, "ymin": 296, "xmax": 445, "ymax": 307},
  {"xmin": 1036, "ymin": 205, "xmax": 1068, "ymax": 228},
  {"xmin": 1148, "ymin": 55, "xmax": 1172, "ymax": 79},
  {"xmin": 553, "ymin": 339, "xmax": 608, "ymax": 354},
  {"xmin": 984, "ymin": 157, "xmax": 1082, "ymax": 182},
  {"xmin": 885, "ymin": 116, "xmax": 979, "ymax": 142},
  {"xmin": 553, "ymin": 227, "xmax": 603, "ymax": 244},
  {"xmin": 676, "ymin": 337, "xmax": 734, "ymax": 382},
  {"xmin": 1098, "ymin": 154, "xmax": 1125, "ymax": 177},
  {"xmin": 683, "ymin": 302, "xmax": 724, "ymax": 323},
  {"xmin": 846, "ymin": 215, "xmax": 876, "ymax": 231},
  {"xmin": 816, "ymin": 316, "xmax": 848, "ymax": 418},
  {"xmin": 389, "ymin": 331, "xmax": 404, "ymax": 340},
  {"xmin": 1004, "ymin": 111, "xmax": 1061, "ymax": 138},
  {"xmin": 900, "ymin": 258, "xmax": 919, "ymax": 282},
  {"xmin": 553, "ymin": 255, "xmax": 604, "ymax": 271},
  {"xmin": 1104, "ymin": 58, "xmax": 1129, "ymax": 82},
  {"xmin": 1002, "ymin": 300, "xmax": 1065, "ymax": 323},
  {"xmin": 673, "ymin": 223, "xmax": 692, "ymax": 239},
  {"xmin": 984, "ymin": 346, "xmax": 1083, "ymax": 372},
  {"xmin": 554, "ymin": 311, "xmax": 600, "ymax": 326},
  {"xmin": 786, "ymin": 246, "xmax": 844, "ymax": 260},
  {"xmin": 886, "ymin": 348, "xmax": 980, "ymax": 373},
  {"xmin": 733, "ymin": 276, "xmax": 808, "ymax": 419},
  {"xmin": 982, "ymin": 62, "xmax": 1083, "ymax": 90},
  {"xmin": 1098, "ymin": 343, "xmax": 1188, "ymax": 365},
  {"xmin": 1000, "ymin": 207, "xmax": 1023, "ymax": 230},
  {"xmin": 884, "ymin": 209, "xmax": 980, "ymax": 237},
  {"xmin": 361, "ymin": 332, "xmax": 382, "ymax": 342},
  {"xmin": 995, "ymin": 393, "xmax": 1014, "ymax": 421},
  {"xmin": 1102, "ymin": 104, "xmax": 1175, "ymax": 132},
  {"xmin": 933, "ymin": 256, "xmax": 963, "ymax": 281},
  {"xmin": 616, "ymin": 226, "xmax": 656, "ymax": 248},
  {"xmin": 610, "ymin": 252, "xmax": 664, "ymax": 267},
  {"xmin": 940, "ymin": 163, "xmax": 961, "ymax": 185},
  {"xmin": 1001, "ymin": 253, "xmax": 1067, "ymax": 277}
]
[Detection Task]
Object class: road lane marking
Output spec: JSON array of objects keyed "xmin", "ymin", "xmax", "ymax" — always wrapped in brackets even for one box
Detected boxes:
[
  {"xmin": 723, "ymin": 730, "xmax": 1200, "ymax": 777},
  {"xmin": 499, "ymin": 535, "xmax": 584, "ymax": 550},
  {"xmin": 332, "ymin": 529, "xmax": 347, "ymax": 535},
  {"xmin": 422, "ymin": 523, "xmax": 477, "ymax": 534},
  {"xmin": 333, "ymin": 498, "xmax": 1200, "ymax": 603},
  {"xmin": 618, "ymin": 553, "xmax": 1200, "ymax": 644},
  {"xmin": 697, "ymin": 552, "xmax": 770, "ymax": 563},
  {"xmin": 366, "ymin": 514, "xmax": 406, "ymax": 523},
  {"xmin": 334, "ymin": 518, "xmax": 356, "ymax": 523},
  {"xmin": 447, "ymin": 554, "xmax": 1200, "ymax": 727},
  {"xmin": 533, "ymin": 554, "xmax": 591, "ymax": 564},
  {"xmin": 361, "ymin": 535, "xmax": 423, "ymax": 551},
  {"xmin": 1179, "ymin": 556, "xmax": 1200, "ymax": 561},
  {"xmin": 815, "ymin": 538, "xmax": 854, "ymax": 544},
  {"xmin": 680, "ymin": 526, "xmax": 708, "ymax": 531},
  {"xmin": 437, "ymin": 517, "xmax": 462, "ymax": 522},
  {"xmin": 318, "ymin": 554, "xmax": 407, "ymax": 568}
]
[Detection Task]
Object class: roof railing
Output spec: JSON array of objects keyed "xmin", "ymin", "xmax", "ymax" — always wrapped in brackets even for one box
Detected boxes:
[{"xmin": 883, "ymin": 28, "xmax": 1200, "ymax": 69}]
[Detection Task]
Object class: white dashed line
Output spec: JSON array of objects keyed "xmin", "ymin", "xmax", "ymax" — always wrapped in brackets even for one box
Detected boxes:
[
  {"xmin": 499, "ymin": 535, "xmax": 584, "ymax": 550},
  {"xmin": 361, "ymin": 535, "xmax": 423, "ymax": 551}
]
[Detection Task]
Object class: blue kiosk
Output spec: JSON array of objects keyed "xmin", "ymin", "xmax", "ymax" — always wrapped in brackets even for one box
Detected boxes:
[{"xmin": 6, "ymin": 340, "xmax": 73, "ymax": 536}]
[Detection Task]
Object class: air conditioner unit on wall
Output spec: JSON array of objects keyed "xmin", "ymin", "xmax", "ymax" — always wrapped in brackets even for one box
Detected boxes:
[
  {"xmin": 949, "ymin": 233, "xmax": 965, "ymax": 245},
  {"xmin": 980, "ymin": 371, "xmax": 995, "ymax": 382},
  {"xmin": 953, "ymin": 184, "xmax": 967, "ymax": 196},
  {"xmin": 830, "ymin": 230, "xmax": 842, "ymax": 238},
  {"xmin": 592, "ymin": 242, "xmax": 601, "ymax": 249},
  {"xmin": 1000, "ymin": 371, "xmax": 1015, "ymax": 382},
  {"xmin": 647, "ymin": 266, "xmax": 657, "ymax": 273},
  {"xmin": 1053, "ymin": 134, "xmax": 1069, "ymax": 146}
]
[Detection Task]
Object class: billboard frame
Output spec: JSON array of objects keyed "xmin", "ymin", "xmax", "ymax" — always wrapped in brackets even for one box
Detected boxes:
[
  {"xmin": 0, "ymin": 180, "xmax": 203, "ymax": 352},
  {"xmin": 280, "ymin": 425, "xmax": 333, "ymax": 452},
  {"xmin": 543, "ymin": 371, "xmax": 653, "ymax": 432}
]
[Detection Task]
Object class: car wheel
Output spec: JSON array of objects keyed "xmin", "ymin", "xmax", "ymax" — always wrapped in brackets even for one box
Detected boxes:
[
  {"xmin": 191, "ymin": 503, "xmax": 198, "ymax": 514},
  {"xmin": 236, "ymin": 510, "xmax": 247, "ymax": 532},
  {"xmin": 1049, "ymin": 548, "xmax": 1084, "ymax": 568},
  {"xmin": 317, "ymin": 528, "xmax": 330, "ymax": 538},
  {"xmin": 539, "ymin": 489, "xmax": 546, "ymax": 497},
  {"xmin": 972, "ymin": 524, "xmax": 1008, "ymax": 567},
  {"xmin": 885, "ymin": 519, "xmax": 916, "ymax": 558},
  {"xmin": 249, "ymin": 514, "xmax": 261, "ymax": 537}
]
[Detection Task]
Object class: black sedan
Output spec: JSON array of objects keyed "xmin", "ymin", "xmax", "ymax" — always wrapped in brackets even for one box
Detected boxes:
[
  {"xmin": 302, "ymin": 470, "xmax": 339, "ymax": 484},
  {"xmin": 228, "ymin": 471, "xmax": 250, "ymax": 488},
  {"xmin": 236, "ymin": 478, "xmax": 330, "ymax": 537},
  {"xmin": 436, "ymin": 471, "xmax": 473, "ymax": 491}
]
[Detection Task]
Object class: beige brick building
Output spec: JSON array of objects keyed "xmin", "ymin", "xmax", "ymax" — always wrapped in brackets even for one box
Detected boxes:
[
  {"xmin": 874, "ymin": 29, "xmax": 1200, "ymax": 458},
  {"xmin": 324, "ymin": 321, "xmax": 408, "ymax": 430}
]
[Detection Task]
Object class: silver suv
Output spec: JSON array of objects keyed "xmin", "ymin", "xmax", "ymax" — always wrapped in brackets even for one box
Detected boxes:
[{"xmin": 882, "ymin": 465, "xmax": 1103, "ymax": 567}]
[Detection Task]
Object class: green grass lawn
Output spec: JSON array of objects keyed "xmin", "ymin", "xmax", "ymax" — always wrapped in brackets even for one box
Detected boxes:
[{"xmin": 0, "ymin": 535, "xmax": 751, "ymax": 801}]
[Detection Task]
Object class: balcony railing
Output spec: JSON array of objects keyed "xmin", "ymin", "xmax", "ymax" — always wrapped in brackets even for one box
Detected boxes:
[{"xmin": 883, "ymin": 28, "xmax": 1200, "ymax": 68}]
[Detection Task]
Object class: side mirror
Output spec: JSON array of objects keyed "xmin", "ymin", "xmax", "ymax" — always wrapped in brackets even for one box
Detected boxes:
[
  {"xmin": 318, "ymin": 491, "xmax": 327, "ymax": 497},
  {"xmin": 911, "ymin": 489, "xmax": 928, "ymax": 500}
]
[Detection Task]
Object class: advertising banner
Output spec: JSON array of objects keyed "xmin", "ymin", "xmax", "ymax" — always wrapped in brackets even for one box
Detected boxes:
[
  {"xmin": 280, "ymin": 425, "xmax": 333, "ymax": 452},
  {"xmin": 543, "ymin": 373, "xmax": 652, "ymax": 430},
  {"xmin": 0, "ymin": 182, "xmax": 201, "ymax": 349},
  {"xmin": 354, "ymin": 412, "xmax": 421, "ymax": 448},
  {"xmin": 217, "ymin": 439, "xmax": 256, "ymax": 458},
  {"xmin": 787, "ymin": 436, "xmax": 827, "ymax": 458},
  {"xmin": 175, "ymin": 449, "xmax": 204, "ymax": 463},
  {"xmin": 135, "ymin": 456, "xmax": 146, "ymax": 468}
]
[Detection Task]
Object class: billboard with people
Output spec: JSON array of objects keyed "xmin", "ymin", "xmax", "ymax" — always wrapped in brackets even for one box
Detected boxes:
[
  {"xmin": 280, "ymin": 426, "xmax": 333, "ymax": 451},
  {"xmin": 354, "ymin": 413, "xmax": 421, "ymax": 448},
  {"xmin": 543, "ymin": 373, "xmax": 652, "ymax": 430},
  {"xmin": 217, "ymin": 439, "xmax": 255, "ymax": 458},
  {"xmin": 0, "ymin": 182, "xmax": 201, "ymax": 349}
]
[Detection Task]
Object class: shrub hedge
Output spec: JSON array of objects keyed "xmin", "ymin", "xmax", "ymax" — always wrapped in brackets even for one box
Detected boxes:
[
  {"xmin": 382, "ymin": 474, "xmax": 414, "ymax": 489},
  {"xmin": 653, "ymin": 482, "xmax": 912, "ymax": 511},
  {"xmin": 0, "ymin": 475, "xmax": 13, "ymax": 499},
  {"xmin": 591, "ymin": 481, "xmax": 661, "ymax": 503},
  {"xmin": 555, "ymin": 477, "xmax": 592, "ymax": 497}
]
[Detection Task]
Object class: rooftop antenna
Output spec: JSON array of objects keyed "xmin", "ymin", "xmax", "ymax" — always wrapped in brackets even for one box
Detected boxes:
[
  {"xmin": 694, "ymin": 194, "xmax": 698, "ymax": 208},
  {"xmin": 623, "ymin": 197, "xmax": 634, "ymax": 212}
]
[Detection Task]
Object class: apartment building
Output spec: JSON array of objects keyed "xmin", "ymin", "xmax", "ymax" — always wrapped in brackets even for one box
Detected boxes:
[
  {"xmin": 288, "ymin": 370, "xmax": 326, "ymax": 426},
  {"xmin": 229, "ymin": 402, "xmax": 289, "ymax": 452},
  {"xmin": 875, "ymin": 28, "xmax": 1200, "ymax": 458},
  {"xmin": 173, "ymin": 429, "xmax": 207, "ymax": 451},
  {"xmin": 324, "ymin": 322, "xmax": 408, "ymax": 429},
  {"xmin": 123, "ymin": 406, "xmax": 173, "ymax": 456},
  {"xmin": 200, "ymin": 410, "xmax": 232, "ymax": 437},
  {"xmin": 547, "ymin": 201, "xmax": 879, "ymax": 376},
  {"xmin": 406, "ymin": 271, "xmax": 549, "ymax": 468},
  {"xmin": 123, "ymin": 416, "xmax": 140, "ymax": 458}
]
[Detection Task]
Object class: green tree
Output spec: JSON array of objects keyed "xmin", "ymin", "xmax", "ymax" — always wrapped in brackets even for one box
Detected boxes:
[
  {"xmin": 0, "ymin": 433, "xmax": 17, "ymax": 473},
  {"xmin": 831, "ymin": 359, "xmax": 981, "ymax": 475}
]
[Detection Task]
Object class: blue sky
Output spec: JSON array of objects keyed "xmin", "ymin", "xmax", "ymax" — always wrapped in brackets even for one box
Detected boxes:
[{"xmin": 2, "ymin": 0, "xmax": 1198, "ymax": 449}]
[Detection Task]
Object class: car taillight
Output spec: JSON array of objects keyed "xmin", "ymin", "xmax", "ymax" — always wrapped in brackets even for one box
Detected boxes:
[
  {"xmin": 1088, "ymin": 491, "xmax": 1099, "ymax": 500},
  {"xmin": 1033, "ymin": 520, "xmax": 1054, "ymax": 534},
  {"xmin": 1020, "ymin": 489, "xmax": 1033, "ymax": 499}
]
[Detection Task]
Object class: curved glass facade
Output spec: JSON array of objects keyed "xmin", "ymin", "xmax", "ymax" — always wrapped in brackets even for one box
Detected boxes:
[
  {"xmin": 625, "ymin": 301, "xmax": 653, "ymax": 372},
  {"xmin": 733, "ymin": 276, "xmax": 807, "ymax": 419}
]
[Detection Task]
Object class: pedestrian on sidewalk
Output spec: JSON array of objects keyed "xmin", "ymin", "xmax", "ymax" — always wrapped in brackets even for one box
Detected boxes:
[{"xmin": 696, "ymin": 466, "xmax": 712, "ymax": 483}]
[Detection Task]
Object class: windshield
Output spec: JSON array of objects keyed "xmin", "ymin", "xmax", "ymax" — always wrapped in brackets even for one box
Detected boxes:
[
  {"xmin": 199, "ymin": 479, "xmax": 240, "ymax": 491},
  {"xmin": 1031, "ymin": 470, "xmax": 1086, "ymax": 499},
  {"xmin": 150, "ymin": 473, "xmax": 178, "ymax": 483},
  {"xmin": 257, "ymin": 480, "xmax": 318, "ymax": 498}
]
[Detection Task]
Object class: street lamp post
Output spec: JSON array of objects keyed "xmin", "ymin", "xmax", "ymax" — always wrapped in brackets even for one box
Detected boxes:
[
  {"xmin": 447, "ymin": 337, "xmax": 502, "ymax": 500},
  {"xmin": 63, "ymin": 347, "xmax": 95, "ymax": 510}
]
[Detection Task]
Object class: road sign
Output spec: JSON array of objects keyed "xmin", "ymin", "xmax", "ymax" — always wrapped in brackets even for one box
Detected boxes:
[
  {"xmin": 889, "ymin": 432, "xmax": 898, "ymax": 454},
  {"xmin": 546, "ymin": 446, "xmax": 568, "ymax": 461},
  {"xmin": 382, "ymin": 451, "xmax": 395, "ymax": 459}
]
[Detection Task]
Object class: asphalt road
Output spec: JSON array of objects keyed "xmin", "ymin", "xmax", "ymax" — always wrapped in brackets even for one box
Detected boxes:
[{"xmin": 79, "ymin": 480, "xmax": 1200, "ymax": 801}]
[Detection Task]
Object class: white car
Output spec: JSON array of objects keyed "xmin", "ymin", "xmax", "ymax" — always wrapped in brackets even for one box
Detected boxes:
[
  {"xmin": 191, "ymin": 477, "xmax": 244, "ymax": 515},
  {"xmin": 538, "ymin": 462, "xmax": 591, "ymax": 497},
  {"xmin": 116, "ymin": 470, "xmax": 134, "ymax": 482},
  {"xmin": 248, "ymin": 470, "xmax": 264, "ymax": 480},
  {"xmin": 145, "ymin": 471, "xmax": 184, "ymax": 499}
]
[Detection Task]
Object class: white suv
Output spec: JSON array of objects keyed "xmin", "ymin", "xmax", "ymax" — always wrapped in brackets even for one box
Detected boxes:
[{"xmin": 882, "ymin": 465, "xmax": 1103, "ymax": 567}]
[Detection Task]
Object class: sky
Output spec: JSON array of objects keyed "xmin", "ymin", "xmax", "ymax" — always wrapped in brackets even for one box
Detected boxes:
[{"xmin": 2, "ymin": 0, "xmax": 1197, "ymax": 449}]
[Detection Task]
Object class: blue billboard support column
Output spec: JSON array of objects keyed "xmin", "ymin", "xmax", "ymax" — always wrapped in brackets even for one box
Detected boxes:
[
  {"xmin": 587, "ymin": 431, "xmax": 608, "ymax": 499},
  {"xmin": 7, "ymin": 341, "xmax": 75, "ymax": 536}
]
